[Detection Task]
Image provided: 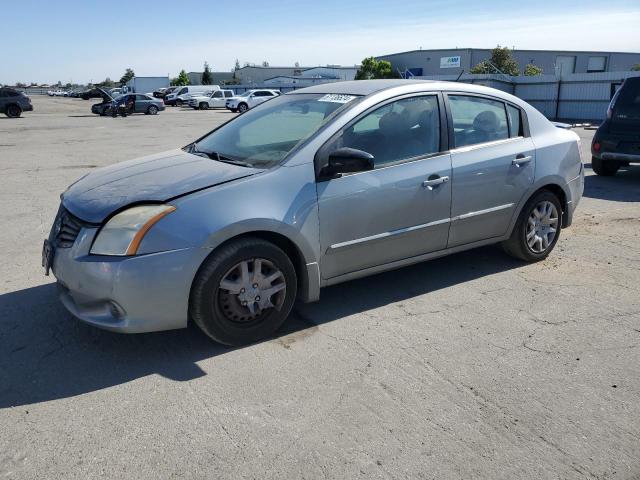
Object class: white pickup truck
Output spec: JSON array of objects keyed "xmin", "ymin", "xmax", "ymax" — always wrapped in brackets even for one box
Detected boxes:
[{"xmin": 188, "ymin": 89, "xmax": 235, "ymax": 110}]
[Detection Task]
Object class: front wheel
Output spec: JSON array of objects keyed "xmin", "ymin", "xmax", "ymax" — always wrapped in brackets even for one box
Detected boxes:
[
  {"xmin": 176, "ymin": 99, "xmax": 183, "ymax": 107},
  {"xmin": 199, "ymin": 102, "xmax": 208, "ymax": 110},
  {"xmin": 591, "ymin": 156, "xmax": 620, "ymax": 176},
  {"xmin": 190, "ymin": 237, "xmax": 297, "ymax": 346},
  {"xmin": 237, "ymin": 103, "xmax": 248, "ymax": 113},
  {"xmin": 5, "ymin": 104, "xmax": 22, "ymax": 118},
  {"xmin": 502, "ymin": 191, "xmax": 562, "ymax": 262}
]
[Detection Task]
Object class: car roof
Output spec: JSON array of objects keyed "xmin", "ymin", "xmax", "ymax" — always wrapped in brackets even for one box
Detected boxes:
[
  {"xmin": 288, "ymin": 79, "xmax": 438, "ymax": 96},
  {"xmin": 287, "ymin": 79, "xmax": 531, "ymax": 107}
]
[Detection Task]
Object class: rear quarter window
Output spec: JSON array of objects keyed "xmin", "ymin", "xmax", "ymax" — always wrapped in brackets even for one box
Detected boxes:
[{"xmin": 614, "ymin": 79, "xmax": 640, "ymax": 117}]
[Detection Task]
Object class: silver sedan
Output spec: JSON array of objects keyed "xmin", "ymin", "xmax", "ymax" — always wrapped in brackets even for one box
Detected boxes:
[{"xmin": 44, "ymin": 80, "xmax": 584, "ymax": 345}]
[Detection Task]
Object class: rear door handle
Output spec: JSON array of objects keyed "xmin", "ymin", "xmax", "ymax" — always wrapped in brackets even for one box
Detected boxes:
[
  {"xmin": 512, "ymin": 154, "xmax": 533, "ymax": 167},
  {"xmin": 422, "ymin": 175, "xmax": 449, "ymax": 189}
]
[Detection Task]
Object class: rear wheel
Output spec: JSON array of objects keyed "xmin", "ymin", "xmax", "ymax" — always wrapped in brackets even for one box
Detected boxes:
[
  {"xmin": 190, "ymin": 237, "xmax": 297, "ymax": 346},
  {"xmin": 237, "ymin": 103, "xmax": 248, "ymax": 113},
  {"xmin": 5, "ymin": 104, "xmax": 21, "ymax": 118},
  {"xmin": 147, "ymin": 105, "xmax": 158, "ymax": 115},
  {"xmin": 591, "ymin": 156, "xmax": 620, "ymax": 176},
  {"xmin": 502, "ymin": 190, "xmax": 562, "ymax": 262}
]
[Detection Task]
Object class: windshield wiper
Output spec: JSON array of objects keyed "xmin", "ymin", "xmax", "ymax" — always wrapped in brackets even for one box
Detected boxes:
[{"xmin": 190, "ymin": 143, "xmax": 253, "ymax": 168}]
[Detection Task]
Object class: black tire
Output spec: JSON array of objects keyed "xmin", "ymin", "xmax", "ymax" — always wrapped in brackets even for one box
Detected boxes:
[
  {"xmin": 176, "ymin": 99, "xmax": 183, "ymax": 107},
  {"xmin": 502, "ymin": 190, "xmax": 563, "ymax": 262},
  {"xmin": 237, "ymin": 103, "xmax": 248, "ymax": 113},
  {"xmin": 147, "ymin": 105, "xmax": 158, "ymax": 115},
  {"xmin": 199, "ymin": 102, "xmax": 208, "ymax": 110},
  {"xmin": 5, "ymin": 104, "xmax": 21, "ymax": 118},
  {"xmin": 591, "ymin": 156, "xmax": 619, "ymax": 176},
  {"xmin": 190, "ymin": 237, "xmax": 298, "ymax": 346},
  {"xmin": 231, "ymin": 108, "xmax": 238, "ymax": 113}
]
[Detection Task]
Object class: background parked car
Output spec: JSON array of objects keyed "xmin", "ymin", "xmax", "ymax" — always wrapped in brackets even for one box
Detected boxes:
[
  {"xmin": 165, "ymin": 85, "xmax": 219, "ymax": 106},
  {"xmin": 591, "ymin": 77, "xmax": 640, "ymax": 176},
  {"xmin": 225, "ymin": 89, "xmax": 280, "ymax": 113},
  {"xmin": 0, "ymin": 87, "xmax": 33, "ymax": 118},
  {"xmin": 188, "ymin": 89, "xmax": 234, "ymax": 109},
  {"xmin": 80, "ymin": 89, "xmax": 103, "ymax": 100},
  {"xmin": 91, "ymin": 92, "xmax": 165, "ymax": 116},
  {"xmin": 153, "ymin": 87, "xmax": 170, "ymax": 98}
]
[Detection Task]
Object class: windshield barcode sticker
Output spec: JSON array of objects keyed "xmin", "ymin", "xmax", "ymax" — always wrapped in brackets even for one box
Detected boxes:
[{"xmin": 318, "ymin": 94, "xmax": 357, "ymax": 104}]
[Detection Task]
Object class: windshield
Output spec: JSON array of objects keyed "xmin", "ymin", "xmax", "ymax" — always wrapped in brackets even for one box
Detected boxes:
[{"xmin": 191, "ymin": 93, "xmax": 360, "ymax": 168}]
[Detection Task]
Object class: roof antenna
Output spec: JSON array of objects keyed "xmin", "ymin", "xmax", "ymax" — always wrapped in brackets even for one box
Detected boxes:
[{"xmin": 455, "ymin": 69, "xmax": 465, "ymax": 82}]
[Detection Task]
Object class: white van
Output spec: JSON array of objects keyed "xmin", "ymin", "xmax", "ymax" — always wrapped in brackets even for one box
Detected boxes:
[{"xmin": 165, "ymin": 85, "xmax": 220, "ymax": 106}]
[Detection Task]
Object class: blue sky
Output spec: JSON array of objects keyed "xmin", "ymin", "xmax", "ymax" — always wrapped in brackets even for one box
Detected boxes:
[{"xmin": 4, "ymin": 0, "xmax": 640, "ymax": 84}]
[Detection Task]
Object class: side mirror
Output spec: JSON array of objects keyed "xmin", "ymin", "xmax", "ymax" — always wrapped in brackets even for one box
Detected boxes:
[{"xmin": 324, "ymin": 148, "xmax": 374, "ymax": 177}]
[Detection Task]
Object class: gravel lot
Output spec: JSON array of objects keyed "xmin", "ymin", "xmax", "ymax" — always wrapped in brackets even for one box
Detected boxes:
[{"xmin": 1, "ymin": 96, "xmax": 639, "ymax": 479}]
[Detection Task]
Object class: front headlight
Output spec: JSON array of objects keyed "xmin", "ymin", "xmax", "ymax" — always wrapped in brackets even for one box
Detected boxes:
[{"xmin": 90, "ymin": 204, "xmax": 176, "ymax": 256}]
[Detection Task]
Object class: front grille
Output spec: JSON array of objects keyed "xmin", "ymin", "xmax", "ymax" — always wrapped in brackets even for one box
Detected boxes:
[{"xmin": 50, "ymin": 206, "xmax": 86, "ymax": 248}]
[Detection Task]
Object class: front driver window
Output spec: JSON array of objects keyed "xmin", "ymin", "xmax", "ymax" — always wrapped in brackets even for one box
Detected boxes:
[
  {"xmin": 449, "ymin": 95, "xmax": 509, "ymax": 147},
  {"xmin": 333, "ymin": 95, "xmax": 441, "ymax": 168}
]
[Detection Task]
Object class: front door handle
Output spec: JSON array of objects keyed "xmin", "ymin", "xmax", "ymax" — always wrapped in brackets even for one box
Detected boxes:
[
  {"xmin": 512, "ymin": 154, "xmax": 533, "ymax": 167},
  {"xmin": 422, "ymin": 175, "xmax": 449, "ymax": 190}
]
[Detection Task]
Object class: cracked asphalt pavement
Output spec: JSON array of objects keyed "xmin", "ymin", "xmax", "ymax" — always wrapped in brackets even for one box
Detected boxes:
[{"xmin": 1, "ymin": 97, "xmax": 639, "ymax": 479}]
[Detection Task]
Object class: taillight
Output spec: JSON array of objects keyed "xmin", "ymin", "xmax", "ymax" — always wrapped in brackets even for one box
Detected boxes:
[{"xmin": 593, "ymin": 141, "xmax": 601, "ymax": 152}]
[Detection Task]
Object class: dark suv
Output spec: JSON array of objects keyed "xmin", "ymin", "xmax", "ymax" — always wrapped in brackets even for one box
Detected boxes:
[
  {"xmin": 591, "ymin": 77, "xmax": 640, "ymax": 176},
  {"xmin": 0, "ymin": 88, "xmax": 33, "ymax": 118}
]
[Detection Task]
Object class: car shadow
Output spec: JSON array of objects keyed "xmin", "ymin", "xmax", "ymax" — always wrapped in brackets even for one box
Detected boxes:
[
  {"xmin": 0, "ymin": 246, "xmax": 522, "ymax": 408},
  {"xmin": 583, "ymin": 164, "xmax": 640, "ymax": 202}
]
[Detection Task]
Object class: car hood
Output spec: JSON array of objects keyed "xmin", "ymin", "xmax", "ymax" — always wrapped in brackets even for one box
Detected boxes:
[
  {"xmin": 62, "ymin": 149, "xmax": 261, "ymax": 223},
  {"xmin": 95, "ymin": 87, "xmax": 113, "ymax": 101}
]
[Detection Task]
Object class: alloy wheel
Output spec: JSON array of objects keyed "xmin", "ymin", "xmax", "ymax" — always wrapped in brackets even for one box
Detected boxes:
[{"xmin": 526, "ymin": 200, "xmax": 559, "ymax": 253}]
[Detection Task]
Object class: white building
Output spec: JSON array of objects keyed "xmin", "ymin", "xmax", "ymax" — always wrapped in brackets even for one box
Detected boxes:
[{"xmin": 262, "ymin": 66, "xmax": 359, "ymax": 88}]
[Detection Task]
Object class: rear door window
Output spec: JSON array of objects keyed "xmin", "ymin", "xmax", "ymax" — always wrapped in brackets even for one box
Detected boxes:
[
  {"xmin": 614, "ymin": 79, "xmax": 640, "ymax": 119},
  {"xmin": 448, "ymin": 95, "xmax": 509, "ymax": 148}
]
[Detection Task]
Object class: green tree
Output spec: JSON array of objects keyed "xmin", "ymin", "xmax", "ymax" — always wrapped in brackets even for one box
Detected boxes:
[
  {"xmin": 202, "ymin": 62, "xmax": 213, "ymax": 85},
  {"xmin": 355, "ymin": 57, "xmax": 397, "ymax": 80},
  {"xmin": 119, "ymin": 68, "xmax": 135, "ymax": 85},
  {"xmin": 631, "ymin": 64, "xmax": 640, "ymax": 71},
  {"xmin": 470, "ymin": 46, "xmax": 520, "ymax": 76},
  {"xmin": 523, "ymin": 63, "xmax": 543, "ymax": 76},
  {"xmin": 99, "ymin": 77, "xmax": 115, "ymax": 87},
  {"xmin": 171, "ymin": 70, "xmax": 190, "ymax": 86}
]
